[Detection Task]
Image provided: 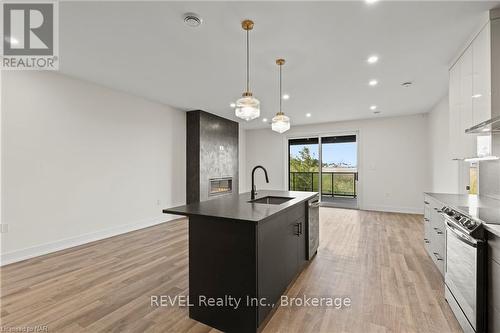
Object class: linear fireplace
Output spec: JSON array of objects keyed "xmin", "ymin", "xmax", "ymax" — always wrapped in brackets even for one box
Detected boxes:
[
  {"xmin": 209, "ymin": 177, "xmax": 232, "ymax": 196},
  {"xmin": 186, "ymin": 110, "xmax": 239, "ymax": 204}
]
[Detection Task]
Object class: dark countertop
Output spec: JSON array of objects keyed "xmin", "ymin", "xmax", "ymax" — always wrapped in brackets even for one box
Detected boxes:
[
  {"xmin": 425, "ymin": 192, "xmax": 500, "ymax": 236},
  {"xmin": 163, "ymin": 190, "xmax": 318, "ymax": 223}
]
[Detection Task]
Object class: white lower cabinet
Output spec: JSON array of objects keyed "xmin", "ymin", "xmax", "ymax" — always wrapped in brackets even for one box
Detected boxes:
[{"xmin": 423, "ymin": 195, "xmax": 446, "ymax": 276}]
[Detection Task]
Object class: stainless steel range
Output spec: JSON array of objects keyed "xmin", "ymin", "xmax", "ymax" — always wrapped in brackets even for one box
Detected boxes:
[{"xmin": 440, "ymin": 206, "xmax": 486, "ymax": 333}]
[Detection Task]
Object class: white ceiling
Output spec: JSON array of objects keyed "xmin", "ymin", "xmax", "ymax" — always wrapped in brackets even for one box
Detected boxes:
[{"xmin": 59, "ymin": 1, "xmax": 499, "ymax": 129}]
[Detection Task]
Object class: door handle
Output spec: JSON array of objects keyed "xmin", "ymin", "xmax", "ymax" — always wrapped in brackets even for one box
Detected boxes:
[
  {"xmin": 433, "ymin": 227, "xmax": 443, "ymax": 235},
  {"xmin": 294, "ymin": 222, "xmax": 303, "ymax": 236},
  {"xmin": 433, "ymin": 252, "xmax": 443, "ymax": 261},
  {"xmin": 445, "ymin": 221, "xmax": 478, "ymax": 247},
  {"xmin": 294, "ymin": 222, "xmax": 300, "ymax": 236}
]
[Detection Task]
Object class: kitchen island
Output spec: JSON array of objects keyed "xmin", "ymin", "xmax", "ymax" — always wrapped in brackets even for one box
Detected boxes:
[{"xmin": 163, "ymin": 190, "xmax": 318, "ymax": 333}]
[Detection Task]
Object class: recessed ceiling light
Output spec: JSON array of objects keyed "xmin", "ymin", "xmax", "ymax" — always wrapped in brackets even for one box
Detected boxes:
[
  {"xmin": 472, "ymin": 94, "xmax": 483, "ymax": 99},
  {"xmin": 370, "ymin": 105, "xmax": 377, "ymax": 110},
  {"xmin": 366, "ymin": 0, "xmax": 379, "ymax": 4},
  {"xmin": 282, "ymin": 94, "xmax": 290, "ymax": 100},
  {"xmin": 183, "ymin": 13, "xmax": 203, "ymax": 27},
  {"xmin": 369, "ymin": 79, "xmax": 378, "ymax": 86},
  {"xmin": 306, "ymin": 113, "xmax": 312, "ymax": 118},
  {"xmin": 262, "ymin": 118, "xmax": 268, "ymax": 122},
  {"xmin": 367, "ymin": 55, "xmax": 379, "ymax": 64},
  {"xmin": 230, "ymin": 103, "xmax": 236, "ymax": 108}
]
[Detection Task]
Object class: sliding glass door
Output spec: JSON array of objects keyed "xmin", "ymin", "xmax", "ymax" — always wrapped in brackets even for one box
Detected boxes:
[
  {"xmin": 288, "ymin": 138, "xmax": 320, "ymax": 192},
  {"xmin": 320, "ymin": 135, "xmax": 358, "ymax": 209},
  {"xmin": 288, "ymin": 134, "xmax": 358, "ymax": 209}
]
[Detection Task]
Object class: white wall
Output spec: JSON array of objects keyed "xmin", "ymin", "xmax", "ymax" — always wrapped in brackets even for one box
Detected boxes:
[
  {"xmin": 1, "ymin": 71, "xmax": 186, "ymax": 265},
  {"xmin": 245, "ymin": 114, "xmax": 429, "ymax": 214},
  {"xmin": 427, "ymin": 96, "xmax": 460, "ymax": 193}
]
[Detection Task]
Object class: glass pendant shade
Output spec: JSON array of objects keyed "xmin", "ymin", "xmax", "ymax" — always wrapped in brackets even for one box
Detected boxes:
[
  {"xmin": 272, "ymin": 112, "xmax": 290, "ymax": 133},
  {"xmin": 235, "ymin": 19, "xmax": 260, "ymax": 121},
  {"xmin": 272, "ymin": 58, "xmax": 291, "ymax": 133},
  {"xmin": 235, "ymin": 94, "xmax": 260, "ymax": 121}
]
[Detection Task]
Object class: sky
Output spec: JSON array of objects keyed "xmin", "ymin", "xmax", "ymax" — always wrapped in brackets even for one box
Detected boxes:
[{"xmin": 290, "ymin": 142, "xmax": 357, "ymax": 167}]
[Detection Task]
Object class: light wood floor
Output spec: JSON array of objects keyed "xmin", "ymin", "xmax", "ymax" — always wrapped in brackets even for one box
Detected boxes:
[{"xmin": 0, "ymin": 208, "xmax": 462, "ymax": 333}]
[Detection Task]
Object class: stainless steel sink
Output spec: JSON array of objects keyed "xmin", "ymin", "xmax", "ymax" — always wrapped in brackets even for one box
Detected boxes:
[{"xmin": 250, "ymin": 196, "xmax": 295, "ymax": 205}]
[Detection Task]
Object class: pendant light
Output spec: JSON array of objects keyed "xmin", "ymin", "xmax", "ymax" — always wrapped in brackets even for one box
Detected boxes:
[
  {"xmin": 235, "ymin": 20, "xmax": 260, "ymax": 121},
  {"xmin": 272, "ymin": 59, "xmax": 291, "ymax": 133}
]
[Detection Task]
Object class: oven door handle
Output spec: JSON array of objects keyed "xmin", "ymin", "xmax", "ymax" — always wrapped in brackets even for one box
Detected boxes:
[
  {"xmin": 445, "ymin": 221, "xmax": 477, "ymax": 248},
  {"xmin": 309, "ymin": 200, "xmax": 320, "ymax": 208}
]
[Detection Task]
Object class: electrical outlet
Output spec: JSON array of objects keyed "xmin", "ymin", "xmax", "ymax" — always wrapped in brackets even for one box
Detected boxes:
[{"xmin": 0, "ymin": 224, "xmax": 9, "ymax": 233}]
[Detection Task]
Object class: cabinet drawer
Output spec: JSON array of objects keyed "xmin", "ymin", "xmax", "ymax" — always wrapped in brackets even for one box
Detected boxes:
[
  {"xmin": 431, "ymin": 207, "xmax": 444, "ymax": 229},
  {"xmin": 431, "ymin": 231, "xmax": 446, "ymax": 257},
  {"xmin": 424, "ymin": 195, "xmax": 431, "ymax": 219},
  {"xmin": 424, "ymin": 216, "xmax": 432, "ymax": 245},
  {"xmin": 430, "ymin": 248, "xmax": 445, "ymax": 276},
  {"xmin": 423, "ymin": 195, "xmax": 446, "ymax": 276},
  {"xmin": 425, "ymin": 240, "xmax": 433, "ymax": 259}
]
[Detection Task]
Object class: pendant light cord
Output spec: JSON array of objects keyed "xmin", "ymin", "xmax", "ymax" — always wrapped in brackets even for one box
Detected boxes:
[
  {"xmin": 279, "ymin": 64, "xmax": 282, "ymax": 113},
  {"xmin": 246, "ymin": 29, "xmax": 250, "ymax": 93}
]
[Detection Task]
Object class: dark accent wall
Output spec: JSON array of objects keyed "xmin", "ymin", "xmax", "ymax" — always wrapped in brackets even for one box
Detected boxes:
[{"xmin": 186, "ymin": 110, "xmax": 239, "ymax": 204}]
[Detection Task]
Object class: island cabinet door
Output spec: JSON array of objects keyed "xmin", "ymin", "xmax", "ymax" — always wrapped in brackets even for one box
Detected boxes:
[
  {"xmin": 286, "ymin": 215, "xmax": 307, "ymax": 283},
  {"xmin": 188, "ymin": 215, "xmax": 258, "ymax": 333},
  {"xmin": 284, "ymin": 218, "xmax": 300, "ymax": 284},
  {"xmin": 297, "ymin": 216, "xmax": 307, "ymax": 267},
  {"xmin": 288, "ymin": 204, "xmax": 307, "ymax": 275},
  {"xmin": 257, "ymin": 204, "xmax": 307, "ymax": 325},
  {"xmin": 257, "ymin": 213, "xmax": 289, "ymax": 324}
]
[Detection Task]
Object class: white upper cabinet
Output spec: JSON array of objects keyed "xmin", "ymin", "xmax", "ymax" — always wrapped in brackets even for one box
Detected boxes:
[
  {"xmin": 472, "ymin": 23, "xmax": 492, "ymax": 125},
  {"xmin": 449, "ymin": 62, "xmax": 461, "ymax": 160},
  {"xmin": 460, "ymin": 47, "xmax": 476, "ymax": 158},
  {"xmin": 449, "ymin": 21, "xmax": 492, "ymax": 160}
]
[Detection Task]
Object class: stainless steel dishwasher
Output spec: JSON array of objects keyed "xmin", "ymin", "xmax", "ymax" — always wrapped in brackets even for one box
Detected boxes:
[{"xmin": 307, "ymin": 195, "xmax": 320, "ymax": 259}]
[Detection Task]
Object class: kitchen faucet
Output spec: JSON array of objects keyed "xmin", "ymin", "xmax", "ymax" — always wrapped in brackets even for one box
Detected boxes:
[{"xmin": 251, "ymin": 165, "xmax": 269, "ymax": 200}]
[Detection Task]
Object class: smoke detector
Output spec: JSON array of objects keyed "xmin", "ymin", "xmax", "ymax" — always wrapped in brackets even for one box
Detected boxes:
[{"xmin": 183, "ymin": 13, "xmax": 203, "ymax": 27}]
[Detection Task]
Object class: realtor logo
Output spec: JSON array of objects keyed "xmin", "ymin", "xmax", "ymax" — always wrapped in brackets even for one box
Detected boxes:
[{"xmin": 1, "ymin": 1, "xmax": 59, "ymax": 69}]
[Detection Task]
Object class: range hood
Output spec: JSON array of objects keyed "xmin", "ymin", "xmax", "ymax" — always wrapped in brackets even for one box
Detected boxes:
[{"xmin": 466, "ymin": 115, "xmax": 500, "ymax": 134}]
